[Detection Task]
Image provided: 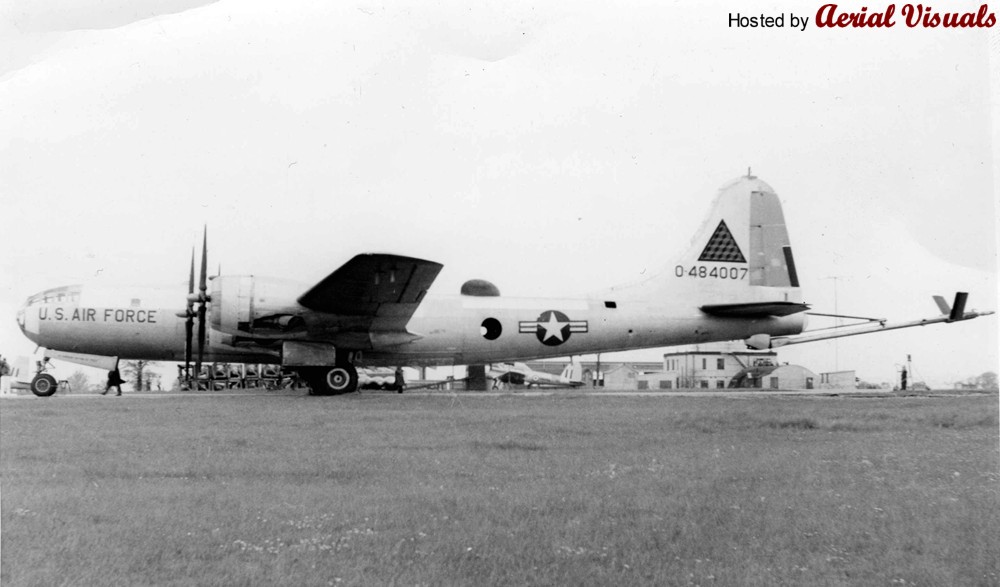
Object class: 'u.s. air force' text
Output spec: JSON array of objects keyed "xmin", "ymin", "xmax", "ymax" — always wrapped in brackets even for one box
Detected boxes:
[{"xmin": 38, "ymin": 307, "xmax": 159, "ymax": 323}]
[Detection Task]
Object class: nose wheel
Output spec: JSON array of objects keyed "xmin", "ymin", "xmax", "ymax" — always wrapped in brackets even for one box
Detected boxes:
[{"xmin": 30, "ymin": 373, "xmax": 58, "ymax": 397}]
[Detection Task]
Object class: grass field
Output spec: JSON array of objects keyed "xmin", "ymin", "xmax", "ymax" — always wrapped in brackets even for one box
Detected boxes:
[{"xmin": 1, "ymin": 391, "xmax": 997, "ymax": 586}]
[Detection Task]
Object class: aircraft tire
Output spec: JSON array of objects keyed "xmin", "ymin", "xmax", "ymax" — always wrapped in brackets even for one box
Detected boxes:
[
  {"xmin": 324, "ymin": 365, "xmax": 358, "ymax": 395},
  {"xmin": 300, "ymin": 365, "xmax": 359, "ymax": 396},
  {"xmin": 31, "ymin": 374, "xmax": 58, "ymax": 397}
]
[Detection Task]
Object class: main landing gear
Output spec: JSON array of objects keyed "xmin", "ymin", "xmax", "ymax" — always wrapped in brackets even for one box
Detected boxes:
[{"xmin": 299, "ymin": 364, "xmax": 359, "ymax": 396}]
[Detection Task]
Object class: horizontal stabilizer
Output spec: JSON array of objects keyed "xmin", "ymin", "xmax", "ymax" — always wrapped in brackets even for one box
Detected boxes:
[{"xmin": 701, "ymin": 301, "xmax": 810, "ymax": 318}]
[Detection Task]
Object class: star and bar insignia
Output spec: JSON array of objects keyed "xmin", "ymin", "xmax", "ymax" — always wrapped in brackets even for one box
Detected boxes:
[{"xmin": 519, "ymin": 310, "xmax": 588, "ymax": 346}]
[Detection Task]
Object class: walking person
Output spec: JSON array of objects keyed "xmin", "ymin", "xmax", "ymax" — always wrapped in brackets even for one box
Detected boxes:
[{"xmin": 102, "ymin": 366, "xmax": 125, "ymax": 396}]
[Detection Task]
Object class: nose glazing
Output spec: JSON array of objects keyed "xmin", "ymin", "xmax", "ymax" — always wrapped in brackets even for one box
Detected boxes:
[{"xmin": 17, "ymin": 297, "xmax": 41, "ymax": 343}]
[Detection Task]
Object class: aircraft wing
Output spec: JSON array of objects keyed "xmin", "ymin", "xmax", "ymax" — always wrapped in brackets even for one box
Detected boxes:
[{"xmin": 297, "ymin": 254, "xmax": 443, "ymax": 332}]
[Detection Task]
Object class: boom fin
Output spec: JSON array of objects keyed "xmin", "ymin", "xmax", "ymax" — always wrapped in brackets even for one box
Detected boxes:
[{"xmin": 933, "ymin": 292, "xmax": 972, "ymax": 322}]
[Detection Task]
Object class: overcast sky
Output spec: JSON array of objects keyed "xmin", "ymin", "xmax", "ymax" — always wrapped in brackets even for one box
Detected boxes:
[{"xmin": 1, "ymin": 0, "xmax": 996, "ymax": 387}]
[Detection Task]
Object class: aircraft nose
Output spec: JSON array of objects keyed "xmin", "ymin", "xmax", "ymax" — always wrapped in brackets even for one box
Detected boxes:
[{"xmin": 16, "ymin": 299, "xmax": 40, "ymax": 343}]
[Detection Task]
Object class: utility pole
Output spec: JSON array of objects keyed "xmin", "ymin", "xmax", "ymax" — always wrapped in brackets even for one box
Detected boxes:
[{"xmin": 823, "ymin": 276, "xmax": 847, "ymax": 372}]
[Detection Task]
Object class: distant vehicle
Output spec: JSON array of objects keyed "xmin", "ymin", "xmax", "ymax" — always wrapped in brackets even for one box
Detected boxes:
[
  {"xmin": 488, "ymin": 360, "xmax": 584, "ymax": 389},
  {"xmin": 16, "ymin": 174, "xmax": 993, "ymax": 396}
]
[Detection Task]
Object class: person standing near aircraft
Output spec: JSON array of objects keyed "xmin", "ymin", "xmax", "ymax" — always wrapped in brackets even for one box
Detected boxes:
[
  {"xmin": 0, "ymin": 356, "xmax": 9, "ymax": 388},
  {"xmin": 394, "ymin": 367, "xmax": 405, "ymax": 394},
  {"xmin": 102, "ymin": 366, "xmax": 124, "ymax": 396}
]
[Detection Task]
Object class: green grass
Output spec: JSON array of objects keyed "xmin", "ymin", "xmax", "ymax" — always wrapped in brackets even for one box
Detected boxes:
[{"xmin": 2, "ymin": 393, "xmax": 997, "ymax": 586}]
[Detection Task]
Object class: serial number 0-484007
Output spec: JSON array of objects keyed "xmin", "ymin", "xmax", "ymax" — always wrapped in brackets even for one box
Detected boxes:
[{"xmin": 675, "ymin": 265, "xmax": 747, "ymax": 279}]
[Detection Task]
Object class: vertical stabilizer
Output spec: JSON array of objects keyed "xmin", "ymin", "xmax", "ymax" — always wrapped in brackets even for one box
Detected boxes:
[
  {"xmin": 561, "ymin": 359, "xmax": 583, "ymax": 384},
  {"xmin": 615, "ymin": 174, "xmax": 802, "ymax": 307}
]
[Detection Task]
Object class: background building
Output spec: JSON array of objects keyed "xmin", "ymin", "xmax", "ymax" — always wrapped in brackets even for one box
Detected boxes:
[
  {"xmin": 818, "ymin": 370, "xmax": 857, "ymax": 390},
  {"xmin": 528, "ymin": 341, "xmax": 845, "ymax": 391},
  {"xmin": 638, "ymin": 343, "xmax": 779, "ymax": 390}
]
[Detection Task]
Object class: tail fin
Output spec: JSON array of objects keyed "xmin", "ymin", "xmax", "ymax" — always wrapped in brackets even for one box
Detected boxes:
[
  {"xmin": 935, "ymin": 292, "xmax": 971, "ymax": 322},
  {"xmin": 560, "ymin": 359, "xmax": 583, "ymax": 384},
  {"xmin": 933, "ymin": 292, "xmax": 971, "ymax": 321},
  {"xmin": 618, "ymin": 174, "xmax": 803, "ymax": 308}
]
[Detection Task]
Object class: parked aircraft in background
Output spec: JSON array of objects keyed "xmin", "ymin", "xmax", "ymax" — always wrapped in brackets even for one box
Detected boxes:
[
  {"xmin": 0, "ymin": 356, "xmax": 33, "ymax": 395},
  {"xmin": 488, "ymin": 360, "xmax": 584, "ymax": 389},
  {"xmin": 16, "ymin": 173, "xmax": 993, "ymax": 396}
]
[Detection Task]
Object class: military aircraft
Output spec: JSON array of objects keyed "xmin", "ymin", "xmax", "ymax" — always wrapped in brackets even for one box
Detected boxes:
[
  {"xmin": 16, "ymin": 174, "xmax": 993, "ymax": 397},
  {"xmin": 488, "ymin": 360, "xmax": 584, "ymax": 389}
]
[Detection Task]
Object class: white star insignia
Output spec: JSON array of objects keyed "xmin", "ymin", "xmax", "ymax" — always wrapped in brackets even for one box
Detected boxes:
[{"xmin": 539, "ymin": 312, "xmax": 566, "ymax": 342}]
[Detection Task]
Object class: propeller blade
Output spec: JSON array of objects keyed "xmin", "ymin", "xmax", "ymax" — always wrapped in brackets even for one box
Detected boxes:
[
  {"xmin": 188, "ymin": 247, "xmax": 196, "ymax": 297},
  {"xmin": 199, "ymin": 226, "xmax": 208, "ymax": 298},
  {"xmin": 196, "ymin": 227, "xmax": 208, "ymax": 380},
  {"xmin": 196, "ymin": 302, "xmax": 206, "ymax": 378},
  {"xmin": 185, "ymin": 319, "xmax": 193, "ymax": 376}
]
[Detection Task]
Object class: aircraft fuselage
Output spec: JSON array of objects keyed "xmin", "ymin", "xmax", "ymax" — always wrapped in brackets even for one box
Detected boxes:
[{"xmin": 17, "ymin": 286, "xmax": 805, "ymax": 367}]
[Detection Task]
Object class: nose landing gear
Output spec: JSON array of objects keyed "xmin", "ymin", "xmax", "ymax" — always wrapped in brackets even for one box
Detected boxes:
[
  {"xmin": 29, "ymin": 358, "xmax": 58, "ymax": 397},
  {"xmin": 30, "ymin": 373, "xmax": 58, "ymax": 397}
]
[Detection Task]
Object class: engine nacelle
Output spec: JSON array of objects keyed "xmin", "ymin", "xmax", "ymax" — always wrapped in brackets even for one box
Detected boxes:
[{"xmin": 210, "ymin": 276, "xmax": 305, "ymax": 338}]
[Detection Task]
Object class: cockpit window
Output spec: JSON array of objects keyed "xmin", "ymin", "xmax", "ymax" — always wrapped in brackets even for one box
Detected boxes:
[{"xmin": 25, "ymin": 285, "xmax": 82, "ymax": 307}]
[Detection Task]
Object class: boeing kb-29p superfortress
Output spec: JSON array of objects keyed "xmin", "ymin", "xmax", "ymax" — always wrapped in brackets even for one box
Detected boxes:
[{"xmin": 16, "ymin": 175, "xmax": 993, "ymax": 396}]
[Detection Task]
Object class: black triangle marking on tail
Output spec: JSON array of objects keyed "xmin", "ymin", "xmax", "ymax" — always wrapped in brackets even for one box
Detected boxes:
[{"xmin": 698, "ymin": 220, "xmax": 746, "ymax": 263}]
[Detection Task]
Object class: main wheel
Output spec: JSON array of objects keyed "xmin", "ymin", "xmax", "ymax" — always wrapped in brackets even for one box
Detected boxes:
[
  {"xmin": 31, "ymin": 374, "xmax": 58, "ymax": 397},
  {"xmin": 324, "ymin": 365, "xmax": 358, "ymax": 395},
  {"xmin": 301, "ymin": 365, "xmax": 359, "ymax": 396}
]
